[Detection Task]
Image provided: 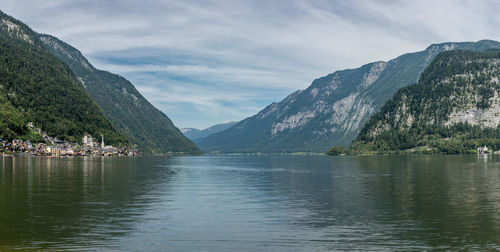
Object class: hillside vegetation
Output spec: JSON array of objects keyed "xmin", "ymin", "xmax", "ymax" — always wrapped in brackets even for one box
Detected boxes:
[
  {"xmin": 40, "ymin": 35, "xmax": 201, "ymax": 154},
  {"xmin": 347, "ymin": 49, "xmax": 500, "ymax": 154},
  {"xmin": 0, "ymin": 12, "xmax": 127, "ymax": 144}
]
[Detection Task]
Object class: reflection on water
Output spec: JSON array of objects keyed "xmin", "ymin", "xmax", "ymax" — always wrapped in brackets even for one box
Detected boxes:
[
  {"xmin": 0, "ymin": 155, "xmax": 499, "ymax": 250},
  {"xmin": 0, "ymin": 156, "xmax": 174, "ymax": 250}
]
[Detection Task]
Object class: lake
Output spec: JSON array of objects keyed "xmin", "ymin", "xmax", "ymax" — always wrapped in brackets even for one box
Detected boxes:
[{"xmin": 0, "ymin": 155, "xmax": 499, "ymax": 251}]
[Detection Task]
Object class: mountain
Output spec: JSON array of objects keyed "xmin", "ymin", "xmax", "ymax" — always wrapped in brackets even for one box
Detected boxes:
[
  {"xmin": 0, "ymin": 11, "xmax": 127, "ymax": 144},
  {"xmin": 38, "ymin": 35, "xmax": 201, "ymax": 155},
  {"xmin": 197, "ymin": 40, "xmax": 500, "ymax": 153},
  {"xmin": 182, "ymin": 121, "xmax": 238, "ymax": 140},
  {"xmin": 181, "ymin": 128, "xmax": 199, "ymax": 135},
  {"xmin": 352, "ymin": 49, "xmax": 500, "ymax": 154}
]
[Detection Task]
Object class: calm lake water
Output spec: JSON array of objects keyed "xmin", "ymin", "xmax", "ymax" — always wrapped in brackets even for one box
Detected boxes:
[{"xmin": 0, "ymin": 155, "xmax": 499, "ymax": 251}]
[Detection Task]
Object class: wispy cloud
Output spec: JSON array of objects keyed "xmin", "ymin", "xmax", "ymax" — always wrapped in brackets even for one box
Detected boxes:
[{"xmin": 2, "ymin": 0, "xmax": 499, "ymax": 128}]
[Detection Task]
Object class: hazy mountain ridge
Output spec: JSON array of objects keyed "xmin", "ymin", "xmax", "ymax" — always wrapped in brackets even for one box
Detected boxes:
[
  {"xmin": 39, "ymin": 34, "xmax": 201, "ymax": 154},
  {"xmin": 197, "ymin": 40, "xmax": 500, "ymax": 153},
  {"xmin": 352, "ymin": 49, "xmax": 500, "ymax": 154},
  {"xmin": 182, "ymin": 121, "xmax": 237, "ymax": 140}
]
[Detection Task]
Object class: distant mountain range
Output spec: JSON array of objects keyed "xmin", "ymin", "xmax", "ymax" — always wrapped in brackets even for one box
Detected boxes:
[
  {"xmin": 181, "ymin": 121, "xmax": 237, "ymax": 141},
  {"xmin": 353, "ymin": 49, "xmax": 500, "ymax": 154},
  {"xmin": 196, "ymin": 40, "xmax": 500, "ymax": 153},
  {"xmin": 0, "ymin": 10, "xmax": 200, "ymax": 154}
]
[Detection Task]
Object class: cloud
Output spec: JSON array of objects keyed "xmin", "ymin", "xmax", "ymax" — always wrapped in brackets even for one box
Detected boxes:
[
  {"xmin": 1, "ymin": 0, "xmax": 499, "ymax": 128},
  {"xmin": 122, "ymin": 70, "xmax": 287, "ymax": 128},
  {"xmin": 98, "ymin": 63, "xmax": 311, "ymax": 89}
]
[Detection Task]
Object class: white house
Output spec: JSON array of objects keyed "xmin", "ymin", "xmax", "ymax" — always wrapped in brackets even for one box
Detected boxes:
[
  {"xmin": 477, "ymin": 145, "xmax": 489, "ymax": 154},
  {"xmin": 82, "ymin": 133, "xmax": 94, "ymax": 147}
]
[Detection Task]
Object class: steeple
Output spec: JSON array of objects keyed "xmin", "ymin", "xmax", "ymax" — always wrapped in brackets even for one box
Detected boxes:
[{"xmin": 101, "ymin": 133, "xmax": 104, "ymax": 147}]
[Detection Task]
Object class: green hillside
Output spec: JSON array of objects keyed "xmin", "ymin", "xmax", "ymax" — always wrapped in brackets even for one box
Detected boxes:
[
  {"xmin": 0, "ymin": 10, "xmax": 127, "ymax": 144},
  {"xmin": 39, "ymin": 35, "xmax": 201, "ymax": 154},
  {"xmin": 350, "ymin": 49, "xmax": 500, "ymax": 154}
]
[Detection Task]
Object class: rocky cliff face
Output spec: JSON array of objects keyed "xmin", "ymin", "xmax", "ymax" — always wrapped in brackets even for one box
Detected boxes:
[
  {"xmin": 0, "ymin": 17, "xmax": 35, "ymax": 44},
  {"xmin": 355, "ymin": 49, "xmax": 500, "ymax": 153},
  {"xmin": 197, "ymin": 40, "xmax": 500, "ymax": 153}
]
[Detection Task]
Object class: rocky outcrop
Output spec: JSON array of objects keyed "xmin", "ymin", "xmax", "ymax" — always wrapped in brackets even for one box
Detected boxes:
[
  {"xmin": 197, "ymin": 40, "xmax": 500, "ymax": 153},
  {"xmin": 355, "ymin": 49, "xmax": 500, "ymax": 152}
]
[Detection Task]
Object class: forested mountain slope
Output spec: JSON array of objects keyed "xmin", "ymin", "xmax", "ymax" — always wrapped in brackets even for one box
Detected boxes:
[
  {"xmin": 40, "ymin": 34, "xmax": 201, "ymax": 154},
  {"xmin": 197, "ymin": 40, "xmax": 500, "ymax": 153},
  {"xmin": 0, "ymin": 11, "xmax": 127, "ymax": 144},
  {"xmin": 352, "ymin": 49, "xmax": 500, "ymax": 154}
]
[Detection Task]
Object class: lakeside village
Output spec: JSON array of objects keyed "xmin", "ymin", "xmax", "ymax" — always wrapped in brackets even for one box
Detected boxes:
[{"xmin": 0, "ymin": 122, "xmax": 140, "ymax": 157}]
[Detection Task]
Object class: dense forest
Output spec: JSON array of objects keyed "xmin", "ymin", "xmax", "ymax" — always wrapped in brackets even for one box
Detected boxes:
[
  {"xmin": 333, "ymin": 49, "xmax": 500, "ymax": 154},
  {"xmin": 0, "ymin": 12, "xmax": 127, "ymax": 145}
]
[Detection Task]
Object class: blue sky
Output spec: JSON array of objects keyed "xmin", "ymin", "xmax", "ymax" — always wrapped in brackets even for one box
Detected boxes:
[{"xmin": 1, "ymin": 0, "xmax": 499, "ymax": 129}]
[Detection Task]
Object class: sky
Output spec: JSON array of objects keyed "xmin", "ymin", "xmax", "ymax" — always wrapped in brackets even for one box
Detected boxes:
[{"xmin": 1, "ymin": 0, "xmax": 499, "ymax": 129}]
